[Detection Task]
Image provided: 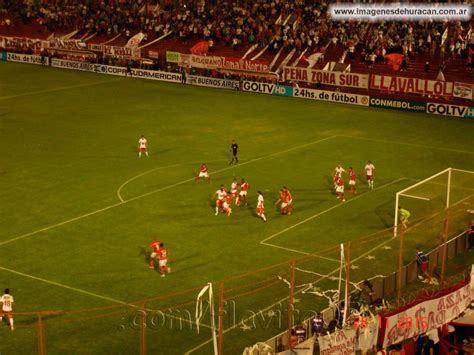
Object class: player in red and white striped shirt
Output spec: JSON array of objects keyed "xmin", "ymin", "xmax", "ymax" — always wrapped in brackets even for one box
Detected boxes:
[
  {"xmin": 196, "ymin": 163, "xmax": 210, "ymax": 183},
  {"xmin": 148, "ymin": 240, "xmax": 161, "ymax": 269},
  {"xmin": 238, "ymin": 179, "xmax": 250, "ymax": 206},
  {"xmin": 157, "ymin": 243, "xmax": 171, "ymax": 277},
  {"xmin": 335, "ymin": 176, "xmax": 345, "ymax": 202},
  {"xmin": 348, "ymin": 167, "xmax": 357, "ymax": 194}
]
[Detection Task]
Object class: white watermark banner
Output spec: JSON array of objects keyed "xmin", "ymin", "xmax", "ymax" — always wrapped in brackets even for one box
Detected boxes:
[{"xmin": 329, "ymin": 4, "xmax": 471, "ymax": 22}]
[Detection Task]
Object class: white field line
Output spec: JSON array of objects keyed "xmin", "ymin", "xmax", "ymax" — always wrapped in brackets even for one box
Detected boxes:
[
  {"xmin": 259, "ymin": 242, "xmax": 340, "ymax": 263},
  {"xmin": 399, "ymin": 193, "xmax": 431, "ymax": 201},
  {"xmin": 184, "ymin": 235, "xmax": 396, "ymax": 354},
  {"xmin": 260, "ymin": 178, "xmax": 406, "ymax": 246},
  {"xmin": 0, "ymin": 136, "xmax": 338, "ymax": 247},
  {"xmin": 338, "ymin": 135, "xmax": 474, "ymax": 155},
  {"xmin": 0, "ymin": 79, "xmax": 123, "ymax": 100},
  {"xmin": 117, "ymin": 158, "xmax": 228, "ymax": 202},
  {"xmin": 0, "ymin": 266, "xmax": 211, "ymax": 329}
]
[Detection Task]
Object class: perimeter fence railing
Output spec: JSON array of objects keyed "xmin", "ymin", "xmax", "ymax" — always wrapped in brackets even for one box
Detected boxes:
[{"xmin": 3, "ymin": 195, "xmax": 473, "ymax": 354}]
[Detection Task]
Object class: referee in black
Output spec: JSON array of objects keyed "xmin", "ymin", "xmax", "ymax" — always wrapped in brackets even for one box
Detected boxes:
[{"xmin": 229, "ymin": 139, "xmax": 239, "ymax": 164}]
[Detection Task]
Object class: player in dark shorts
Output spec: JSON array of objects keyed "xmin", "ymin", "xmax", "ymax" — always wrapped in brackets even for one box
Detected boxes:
[{"xmin": 229, "ymin": 139, "xmax": 239, "ymax": 164}]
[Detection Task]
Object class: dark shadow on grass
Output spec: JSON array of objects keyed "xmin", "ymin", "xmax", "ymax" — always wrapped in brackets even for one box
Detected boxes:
[{"xmin": 374, "ymin": 200, "xmax": 394, "ymax": 228}]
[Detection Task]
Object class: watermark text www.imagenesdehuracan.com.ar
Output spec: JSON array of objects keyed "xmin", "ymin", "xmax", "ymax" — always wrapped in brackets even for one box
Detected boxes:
[{"xmin": 329, "ymin": 3, "xmax": 471, "ymax": 22}]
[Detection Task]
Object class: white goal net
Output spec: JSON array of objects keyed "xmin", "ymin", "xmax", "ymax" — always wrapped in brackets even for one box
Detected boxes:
[{"xmin": 394, "ymin": 168, "xmax": 474, "ymax": 236}]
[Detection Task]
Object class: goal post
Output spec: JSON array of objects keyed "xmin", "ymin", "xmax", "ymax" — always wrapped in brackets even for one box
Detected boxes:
[{"xmin": 394, "ymin": 168, "xmax": 474, "ymax": 236}]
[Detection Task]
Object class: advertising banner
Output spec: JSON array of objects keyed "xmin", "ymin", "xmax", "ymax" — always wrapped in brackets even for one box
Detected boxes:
[
  {"xmin": 293, "ymin": 87, "xmax": 369, "ymax": 106},
  {"xmin": 453, "ymin": 82, "xmax": 473, "ymax": 100},
  {"xmin": 187, "ymin": 75, "xmax": 239, "ymax": 90},
  {"xmin": 370, "ymin": 75, "xmax": 453, "ymax": 96},
  {"xmin": 166, "ymin": 51, "xmax": 180, "ymax": 63},
  {"xmin": 51, "ymin": 59, "xmax": 181, "ymax": 83},
  {"xmin": 6, "ymin": 52, "xmax": 47, "ymax": 65},
  {"xmin": 426, "ymin": 102, "xmax": 471, "ymax": 117},
  {"xmin": 282, "ymin": 67, "xmax": 369, "ymax": 89},
  {"xmin": 381, "ymin": 283, "xmax": 471, "ymax": 347},
  {"xmin": 242, "ymin": 81, "xmax": 293, "ymax": 96},
  {"xmin": 369, "ymin": 97, "xmax": 426, "ymax": 112}
]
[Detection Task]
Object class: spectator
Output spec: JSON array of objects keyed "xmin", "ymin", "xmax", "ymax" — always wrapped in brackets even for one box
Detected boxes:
[
  {"xmin": 311, "ymin": 313, "xmax": 324, "ymax": 335},
  {"xmin": 424, "ymin": 61, "xmax": 430, "ymax": 72}
]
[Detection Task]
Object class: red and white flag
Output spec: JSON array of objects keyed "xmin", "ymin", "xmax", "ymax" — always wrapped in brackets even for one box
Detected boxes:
[{"xmin": 126, "ymin": 32, "xmax": 145, "ymax": 48}]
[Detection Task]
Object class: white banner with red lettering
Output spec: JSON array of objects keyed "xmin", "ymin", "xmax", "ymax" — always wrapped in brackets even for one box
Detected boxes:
[
  {"xmin": 282, "ymin": 67, "xmax": 369, "ymax": 89},
  {"xmin": 49, "ymin": 38, "xmax": 87, "ymax": 50},
  {"xmin": 381, "ymin": 282, "xmax": 471, "ymax": 348},
  {"xmin": 370, "ymin": 75, "xmax": 453, "ymax": 96},
  {"xmin": 178, "ymin": 53, "xmax": 270, "ymax": 72},
  {"xmin": 0, "ymin": 36, "xmax": 48, "ymax": 50},
  {"xmin": 103, "ymin": 45, "xmax": 141, "ymax": 59},
  {"xmin": 453, "ymin": 82, "xmax": 473, "ymax": 100},
  {"xmin": 318, "ymin": 328, "xmax": 357, "ymax": 355}
]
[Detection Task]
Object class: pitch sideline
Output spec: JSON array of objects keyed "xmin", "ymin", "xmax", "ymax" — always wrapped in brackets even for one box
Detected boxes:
[{"xmin": 0, "ymin": 265, "xmax": 212, "ymax": 329}]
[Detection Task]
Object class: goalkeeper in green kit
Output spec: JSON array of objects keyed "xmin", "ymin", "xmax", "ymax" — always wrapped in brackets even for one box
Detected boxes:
[{"xmin": 398, "ymin": 206, "xmax": 411, "ymax": 228}]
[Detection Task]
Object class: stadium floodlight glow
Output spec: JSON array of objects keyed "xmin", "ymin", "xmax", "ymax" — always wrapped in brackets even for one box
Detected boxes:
[
  {"xmin": 329, "ymin": 3, "xmax": 472, "ymax": 22},
  {"xmin": 394, "ymin": 168, "xmax": 474, "ymax": 236}
]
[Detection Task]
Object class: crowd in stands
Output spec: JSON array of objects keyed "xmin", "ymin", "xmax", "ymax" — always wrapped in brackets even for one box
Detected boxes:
[{"xmin": 1, "ymin": 0, "xmax": 473, "ymax": 72}]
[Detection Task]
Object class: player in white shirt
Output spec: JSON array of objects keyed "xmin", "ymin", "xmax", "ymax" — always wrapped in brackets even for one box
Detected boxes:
[
  {"xmin": 138, "ymin": 135, "xmax": 149, "ymax": 158},
  {"xmin": 230, "ymin": 179, "xmax": 239, "ymax": 204},
  {"xmin": 333, "ymin": 164, "xmax": 346, "ymax": 189},
  {"xmin": 256, "ymin": 191, "xmax": 267, "ymax": 222},
  {"xmin": 364, "ymin": 161, "xmax": 375, "ymax": 190},
  {"xmin": 213, "ymin": 185, "xmax": 228, "ymax": 216},
  {"xmin": 0, "ymin": 288, "xmax": 14, "ymax": 330}
]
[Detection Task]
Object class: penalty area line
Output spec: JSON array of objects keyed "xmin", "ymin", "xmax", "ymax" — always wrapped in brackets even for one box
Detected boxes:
[
  {"xmin": 0, "ymin": 266, "xmax": 212, "ymax": 329},
  {"xmin": 260, "ymin": 177, "xmax": 406, "ymax": 246},
  {"xmin": 259, "ymin": 242, "xmax": 340, "ymax": 263}
]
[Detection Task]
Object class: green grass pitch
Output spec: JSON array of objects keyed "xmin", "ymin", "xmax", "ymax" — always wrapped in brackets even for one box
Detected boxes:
[{"xmin": 0, "ymin": 61, "xmax": 473, "ymax": 354}]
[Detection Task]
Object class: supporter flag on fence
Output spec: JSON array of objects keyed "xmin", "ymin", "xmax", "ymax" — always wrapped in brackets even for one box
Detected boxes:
[
  {"xmin": 190, "ymin": 41, "xmax": 209, "ymax": 55},
  {"xmin": 385, "ymin": 53, "xmax": 404, "ymax": 71},
  {"xmin": 125, "ymin": 32, "xmax": 145, "ymax": 48},
  {"xmin": 304, "ymin": 52, "xmax": 323, "ymax": 68}
]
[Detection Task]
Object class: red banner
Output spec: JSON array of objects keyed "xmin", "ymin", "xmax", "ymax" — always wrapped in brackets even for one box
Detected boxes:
[{"xmin": 370, "ymin": 75, "xmax": 453, "ymax": 96}]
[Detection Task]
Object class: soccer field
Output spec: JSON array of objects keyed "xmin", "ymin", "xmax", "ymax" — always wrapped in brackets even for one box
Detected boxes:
[{"xmin": 0, "ymin": 62, "xmax": 473, "ymax": 354}]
